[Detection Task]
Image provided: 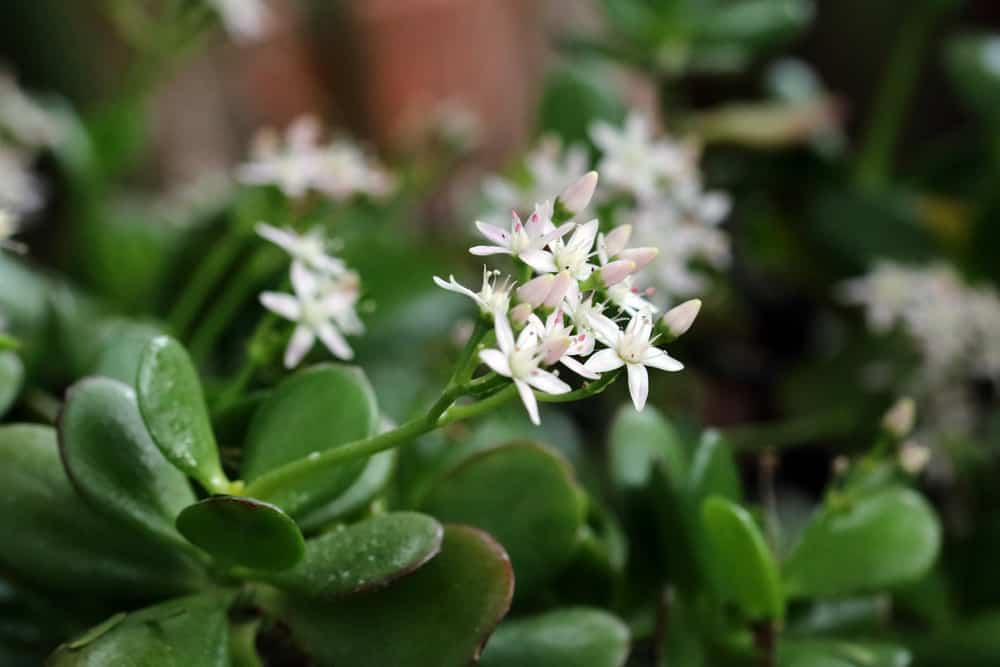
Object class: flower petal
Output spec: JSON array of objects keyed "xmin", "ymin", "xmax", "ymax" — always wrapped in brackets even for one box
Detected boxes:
[
  {"xmin": 493, "ymin": 305, "xmax": 515, "ymax": 354},
  {"xmin": 284, "ymin": 325, "xmax": 315, "ymax": 368},
  {"xmin": 560, "ymin": 355, "xmax": 599, "ymax": 380},
  {"xmin": 520, "ymin": 249, "xmax": 558, "ymax": 274},
  {"xmin": 626, "ymin": 363, "xmax": 649, "ymax": 411},
  {"xmin": 469, "ymin": 245, "xmax": 512, "ymax": 256},
  {"xmin": 290, "ymin": 261, "xmax": 319, "ymax": 297},
  {"xmin": 584, "ymin": 348, "xmax": 625, "ymax": 373},
  {"xmin": 256, "ymin": 223, "xmax": 300, "ymax": 255},
  {"xmin": 527, "ymin": 369, "xmax": 571, "ymax": 395},
  {"xmin": 259, "ymin": 291, "xmax": 301, "ymax": 321},
  {"xmin": 316, "ymin": 321, "xmax": 354, "ymax": 360},
  {"xmin": 642, "ymin": 347, "xmax": 684, "ymax": 372},
  {"xmin": 515, "ymin": 379, "xmax": 541, "ymax": 425},
  {"xmin": 479, "ymin": 349, "xmax": 511, "ymax": 377},
  {"xmin": 475, "ymin": 220, "xmax": 510, "ymax": 247}
]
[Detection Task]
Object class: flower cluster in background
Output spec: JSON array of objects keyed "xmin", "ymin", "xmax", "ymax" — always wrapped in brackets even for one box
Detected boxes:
[
  {"xmin": 207, "ymin": 0, "xmax": 272, "ymax": 42},
  {"xmin": 842, "ymin": 261, "xmax": 1000, "ymax": 447},
  {"xmin": 238, "ymin": 115, "xmax": 394, "ymax": 201},
  {"xmin": 441, "ymin": 171, "xmax": 700, "ymax": 424},
  {"xmin": 0, "ymin": 69, "xmax": 61, "ymax": 252},
  {"xmin": 480, "ymin": 111, "xmax": 731, "ymax": 309}
]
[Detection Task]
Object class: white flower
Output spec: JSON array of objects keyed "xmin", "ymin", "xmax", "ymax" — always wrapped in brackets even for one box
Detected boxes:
[
  {"xmin": 526, "ymin": 308, "xmax": 599, "ymax": 380},
  {"xmin": 260, "ymin": 263, "xmax": 361, "ymax": 367},
  {"xmin": 529, "ymin": 218, "xmax": 600, "ymax": 279},
  {"xmin": 208, "ymin": 0, "xmax": 272, "ymax": 41},
  {"xmin": 479, "ymin": 306, "xmax": 571, "ymax": 425},
  {"xmin": 607, "ymin": 276, "xmax": 657, "ymax": 316},
  {"xmin": 434, "ymin": 267, "xmax": 513, "ymax": 316},
  {"xmin": 0, "ymin": 209, "xmax": 26, "ymax": 254},
  {"xmin": 238, "ymin": 116, "xmax": 393, "ymax": 200},
  {"xmin": 470, "ymin": 205, "xmax": 574, "ymax": 267},
  {"xmin": 584, "ymin": 312, "xmax": 683, "ymax": 411},
  {"xmin": 564, "ymin": 283, "xmax": 619, "ymax": 345},
  {"xmin": 590, "ymin": 112, "xmax": 693, "ymax": 201},
  {"xmin": 482, "ymin": 135, "xmax": 590, "ymax": 214},
  {"xmin": 256, "ymin": 223, "xmax": 346, "ymax": 276}
]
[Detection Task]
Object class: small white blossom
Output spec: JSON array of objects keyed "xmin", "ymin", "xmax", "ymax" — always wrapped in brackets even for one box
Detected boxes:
[
  {"xmin": 584, "ymin": 312, "xmax": 683, "ymax": 411},
  {"xmin": 208, "ymin": 0, "xmax": 272, "ymax": 41},
  {"xmin": 256, "ymin": 223, "xmax": 346, "ymax": 276},
  {"xmin": 526, "ymin": 308, "xmax": 599, "ymax": 380},
  {"xmin": 483, "ymin": 135, "xmax": 590, "ymax": 215},
  {"xmin": 531, "ymin": 218, "xmax": 600, "ymax": 279},
  {"xmin": 434, "ymin": 267, "xmax": 513, "ymax": 316},
  {"xmin": 470, "ymin": 205, "xmax": 574, "ymax": 267},
  {"xmin": 260, "ymin": 263, "xmax": 361, "ymax": 367},
  {"xmin": 479, "ymin": 305, "xmax": 571, "ymax": 425}
]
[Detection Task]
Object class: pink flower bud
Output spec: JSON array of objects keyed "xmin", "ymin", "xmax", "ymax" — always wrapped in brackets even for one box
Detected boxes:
[
  {"xmin": 661, "ymin": 299, "xmax": 701, "ymax": 338},
  {"xmin": 602, "ymin": 224, "xmax": 632, "ymax": 257},
  {"xmin": 600, "ymin": 260, "xmax": 636, "ymax": 287},
  {"xmin": 543, "ymin": 271, "xmax": 573, "ymax": 308},
  {"xmin": 558, "ymin": 171, "xmax": 598, "ymax": 215},
  {"xmin": 509, "ymin": 303, "xmax": 533, "ymax": 326},
  {"xmin": 619, "ymin": 247, "xmax": 658, "ymax": 271},
  {"xmin": 541, "ymin": 336, "xmax": 572, "ymax": 365},
  {"xmin": 517, "ymin": 274, "xmax": 555, "ymax": 308}
]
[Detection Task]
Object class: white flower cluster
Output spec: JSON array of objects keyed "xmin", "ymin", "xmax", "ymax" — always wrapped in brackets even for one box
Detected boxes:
[
  {"xmin": 481, "ymin": 111, "xmax": 730, "ymax": 306},
  {"xmin": 440, "ymin": 172, "xmax": 702, "ymax": 424},
  {"xmin": 0, "ymin": 69, "xmax": 61, "ymax": 252},
  {"xmin": 256, "ymin": 224, "xmax": 364, "ymax": 368},
  {"xmin": 238, "ymin": 115, "xmax": 394, "ymax": 201},
  {"xmin": 207, "ymin": 0, "xmax": 272, "ymax": 42},
  {"xmin": 841, "ymin": 261, "xmax": 1000, "ymax": 381}
]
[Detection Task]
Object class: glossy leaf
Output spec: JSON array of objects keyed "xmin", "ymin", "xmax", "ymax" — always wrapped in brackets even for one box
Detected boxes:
[
  {"xmin": 609, "ymin": 406, "xmax": 687, "ymax": 492},
  {"xmin": 59, "ymin": 377, "xmax": 195, "ymax": 549},
  {"xmin": 269, "ymin": 512, "xmax": 442, "ymax": 599},
  {"xmin": 136, "ymin": 335, "xmax": 228, "ymax": 493},
  {"xmin": 420, "ymin": 442, "xmax": 585, "ymax": 596},
  {"xmin": 479, "ymin": 607, "xmax": 630, "ymax": 667},
  {"xmin": 0, "ymin": 424, "xmax": 203, "ymax": 597},
  {"xmin": 297, "ymin": 449, "xmax": 396, "ymax": 532},
  {"xmin": 88, "ymin": 321, "xmax": 163, "ymax": 386},
  {"xmin": 243, "ymin": 364, "xmax": 377, "ymax": 515},
  {"xmin": 0, "ymin": 352, "xmax": 23, "ymax": 417},
  {"xmin": 284, "ymin": 524, "xmax": 514, "ymax": 667},
  {"xmin": 49, "ymin": 593, "xmax": 231, "ymax": 666},
  {"xmin": 688, "ymin": 430, "xmax": 742, "ymax": 504},
  {"xmin": 176, "ymin": 495, "xmax": 305, "ymax": 571},
  {"xmin": 783, "ymin": 488, "xmax": 941, "ymax": 598},
  {"xmin": 702, "ymin": 496, "xmax": 783, "ymax": 620}
]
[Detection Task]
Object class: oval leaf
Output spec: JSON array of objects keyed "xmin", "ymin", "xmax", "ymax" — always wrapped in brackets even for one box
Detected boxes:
[
  {"xmin": 420, "ymin": 441, "xmax": 585, "ymax": 596},
  {"xmin": 0, "ymin": 424, "xmax": 204, "ymax": 597},
  {"xmin": 779, "ymin": 639, "xmax": 912, "ymax": 667},
  {"xmin": 783, "ymin": 487, "xmax": 941, "ymax": 598},
  {"xmin": 49, "ymin": 593, "xmax": 231, "ymax": 666},
  {"xmin": 136, "ymin": 335, "xmax": 228, "ymax": 493},
  {"xmin": 479, "ymin": 607, "xmax": 631, "ymax": 667},
  {"xmin": 0, "ymin": 351, "xmax": 24, "ymax": 418},
  {"xmin": 176, "ymin": 495, "xmax": 305, "ymax": 571},
  {"xmin": 688, "ymin": 430, "xmax": 742, "ymax": 504},
  {"xmin": 59, "ymin": 377, "xmax": 195, "ymax": 548},
  {"xmin": 243, "ymin": 364, "xmax": 378, "ymax": 516},
  {"xmin": 269, "ymin": 512, "xmax": 442, "ymax": 599},
  {"xmin": 702, "ymin": 496, "xmax": 783, "ymax": 620},
  {"xmin": 284, "ymin": 524, "xmax": 514, "ymax": 667},
  {"xmin": 609, "ymin": 405, "xmax": 687, "ymax": 492}
]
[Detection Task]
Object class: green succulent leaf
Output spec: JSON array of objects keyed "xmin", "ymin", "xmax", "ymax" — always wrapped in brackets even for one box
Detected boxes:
[
  {"xmin": 283, "ymin": 524, "xmax": 514, "ymax": 667},
  {"xmin": 420, "ymin": 441, "xmax": 585, "ymax": 597},
  {"xmin": 136, "ymin": 335, "xmax": 228, "ymax": 493},
  {"xmin": 479, "ymin": 607, "xmax": 631, "ymax": 667},
  {"xmin": 0, "ymin": 424, "xmax": 204, "ymax": 597},
  {"xmin": 176, "ymin": 495, "xmax": 305, "ymax": 571},
  {"xmin": 688, "ymin": 430, "xmax": 742, "ymax": 504},
  {"xmin": 0, "ymin": 352, "xmax": 24, "ymax": 418},
  {"xmin": 48, "ymin": 593, "xmax": 232, "ymax": 666},
  {"xmin": 269, "ymin": 512, "xmax": 443, "ymax": 600},
  {"xmin": 702, "ymin": 496, "xmax": 783, "ymax": 620},
  {"xmin": 783, "ymin": 487, "xmax": 941, "ymax": 598},
  {"xmin": 779, "ymin": 639, "xmax": 911, "ymax": 667},
  {"xmin": 243, "ymin": 364, "xmax": 378, "ymax": 516},
  {"xmin": 88, "ymin": 321, "xmax": 163, "ymax": 386},
  {"xmin": 609, "ymin": 405, "xmax": 687, "ymax": 492},
  {"xmin": 58, "ymin": 377, "xmax": 196, "ymax": 549}
]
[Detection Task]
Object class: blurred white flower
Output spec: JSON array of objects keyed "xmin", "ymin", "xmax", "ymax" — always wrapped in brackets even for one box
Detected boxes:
[
  {"xmin": 208, "ymin": 0, "xmax": 272, "ymax": 41},
  {"xmin": 483, "ymin": 135, "xmax": 590, "ymax": 215},
  {"xmin": 470, "ymin": 206, "xmax": 574, "ymax": 267},
  {"xmin": 260, "ymin": 259, "xmax": 362, "ymax": 367},
  {"xmin": 256, "ymin": 223, "xmax": 347, "ymax": 276},
  {"xmin": 0, "ymin": 70, "xmax": 62, "ymax": 149},
  {"xmin": 584, "ymin": 312, "xmax": 683, "ymax": 411},
  {"xmin": 479, "ymin": 305, "xmax": 571, "ymax": 425}
]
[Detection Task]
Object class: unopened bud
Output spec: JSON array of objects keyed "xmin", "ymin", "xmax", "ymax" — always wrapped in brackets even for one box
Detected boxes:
[
  {"xmin": 541, "ymin": 336, "xmax": 572, "ymax": 365},
  {"xmin": 661, "ymin": 299, "xmax": 702, "ymax": 339},
  {"xmin": 603, "ymin": 224, "xmax": 632, "ymax": 257},
  {"xmin": 558, "ymin": 171, "xmax": 598, "ymax": 216},
  {"xmin": 543, "ymin": 271, "xmax": 573, "ymax": 309},
  {"xmin": 600, "ymin": 260, "xmax": 636, "ymax": 287},
  {"xmin": 619, "ymin": 246, "xmax": 658, "ymax": 271},
  {"xmin": 882, "ymin": 397, "xmax": 916, "ymax": 439},
  {"xmin": 517, "ymin": 274, "xmax": 555, "ymax": 308},
  {"xmin": 509, "ymin": 303, "xmax": 533, "ymax": 327},
  {"xmin": 899, "ymin": 441, "xmax": 930, "ymax": 475}
]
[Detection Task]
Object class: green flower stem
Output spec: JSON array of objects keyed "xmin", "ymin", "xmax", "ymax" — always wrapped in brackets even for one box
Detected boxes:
[
  {"xmin": 449, "ymin": 317, "xmax": 490, "ymax": 386},
  {"xmin": 855, "ymin": 1, "xmax": 949, "ymax": 189}
]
